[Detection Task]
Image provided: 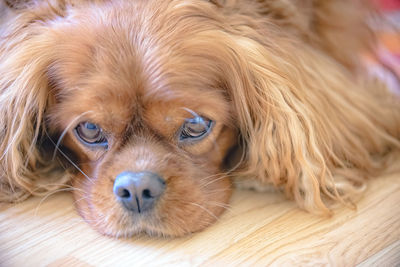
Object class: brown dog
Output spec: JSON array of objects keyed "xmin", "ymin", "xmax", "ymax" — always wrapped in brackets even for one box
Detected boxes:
[{"xmin": 0, "ymin": 0, "xmax": 399, "ymax": 237}]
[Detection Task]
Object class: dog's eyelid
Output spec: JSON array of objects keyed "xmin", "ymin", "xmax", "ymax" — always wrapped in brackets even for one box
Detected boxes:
[
  {"xmin": 74, "ymin": 121, "xmax": 109, "ymax": 149},
  {"xmin": 178, "ymin": 116, "xmax": 214, "ymax": 143}
]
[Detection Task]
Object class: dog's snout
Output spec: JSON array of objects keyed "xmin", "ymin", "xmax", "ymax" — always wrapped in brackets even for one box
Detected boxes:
[{"xmin": 113, "ymin": 171, "xmax": 166, "ymax": 213}]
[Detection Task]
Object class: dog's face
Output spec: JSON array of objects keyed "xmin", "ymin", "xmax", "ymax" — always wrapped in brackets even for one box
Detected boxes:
[
  {"xmin": 45, "ymin": 1, "xmax": 239, "ymax": 237},
  {"xmin": 3, "ymin": 0, "xmax": 395, "ymax": 239}
]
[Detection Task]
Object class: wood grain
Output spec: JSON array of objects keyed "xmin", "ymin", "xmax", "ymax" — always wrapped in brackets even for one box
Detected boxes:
[{"xmin": 1, "ymin": 170, "xmax": 399, "ymax": 266}]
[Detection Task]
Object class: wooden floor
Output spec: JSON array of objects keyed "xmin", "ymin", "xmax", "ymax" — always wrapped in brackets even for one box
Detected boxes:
[{"xmin": 1, "ymin": 169, "xmax": 400, "ymax": 266}]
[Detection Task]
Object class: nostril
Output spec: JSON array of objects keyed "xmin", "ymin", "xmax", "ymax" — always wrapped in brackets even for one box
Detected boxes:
[
  {"xmin": 142, "ymin": 189, "xmax": 152, "ymax": 199},
  {"xmin": 115, "ymin": 187, "xmax": 132, "ymax": 199},
  {"xmin": 114, "ymin": 171, "xmax": 166, "ymax": 213},
  {"xmin": 120, "ymin": 189, "xmax": 131, "ymax": 198}
]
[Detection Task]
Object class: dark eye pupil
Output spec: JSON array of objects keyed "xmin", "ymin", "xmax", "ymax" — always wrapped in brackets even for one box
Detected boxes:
[{"xmin": 85, "ymin": 122, "xmax": 98, "ymax": 131}]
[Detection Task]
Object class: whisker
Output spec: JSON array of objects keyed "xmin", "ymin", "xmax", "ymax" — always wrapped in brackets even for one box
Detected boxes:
[
  {"xmin": 57, "ymin": 146, "xmax": 94, "ymax": 185},
  {"xmin": 30, "ymin": 183, "xmax": 85, "ymax": 194},
  {"xmin": 207, "ymin": 201, "xmax": 234, "ymax": 213},
  {"xmin": 197, "ymin": 170, "xmax": 231, "ymax": 181},
  {"xmin": 73, "ymin": 195, "xmax": 91, "ymax": 206},
  {"xmin": 45, "ymin": 129, "xmax": 94, "ymax": 185},
  {"xmin": 181, "ymin": 107, "xmax": 200, "ymax": 118},
  {"xmin": 34, "ymin": 187, "xmax": 80, "ymax": 216},
  {"xmin": 184, "ymin": 202, "xmax": 219, "ymax": 221},
  {"xmin": 205, "ymin": 188, "xmax": 232, "ymax": 194},
  {"xmin": 51, "ymin": 112, "xmax": 91, "ymax": 160},
  {"xmin": 201, "ymin": 174, "xmax": 231, "ymax": 188}
]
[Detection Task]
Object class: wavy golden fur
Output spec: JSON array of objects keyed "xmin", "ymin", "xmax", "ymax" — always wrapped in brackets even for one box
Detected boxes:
[{"xmin": 0, "ymin": 0, "xmax": 399, "ymax": 237}]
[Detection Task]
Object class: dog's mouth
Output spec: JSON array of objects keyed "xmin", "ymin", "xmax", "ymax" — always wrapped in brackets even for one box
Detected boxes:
[{"xmin": 72, "ymin": 166, "xmax": 233, "ymax": 237}]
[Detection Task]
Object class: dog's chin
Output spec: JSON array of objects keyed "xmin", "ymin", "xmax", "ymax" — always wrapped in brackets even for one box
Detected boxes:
[{"xmin": 72, "ymin": 170, "xmax": 232, "ymax": 237}]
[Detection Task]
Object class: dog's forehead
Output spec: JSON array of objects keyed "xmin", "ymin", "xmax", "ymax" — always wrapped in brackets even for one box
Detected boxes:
[
  {"xmin": 49, "ymin": 0, "xmax": 232, "ymax": 134},
  {"xmin": 53, "ymin": 43, "xmax": 229, "ymax": 137}
]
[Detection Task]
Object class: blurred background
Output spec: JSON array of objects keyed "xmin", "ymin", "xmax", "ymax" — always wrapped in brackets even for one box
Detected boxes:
[{"xmin": 366, "ymin": 0, "xmax": 400, "ymax": 94}]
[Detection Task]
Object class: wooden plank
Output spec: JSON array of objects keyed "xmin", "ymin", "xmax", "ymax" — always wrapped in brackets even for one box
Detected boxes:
[{"xmin": 358, "ymin": 241, "xmax": 400, "ymax": 267}]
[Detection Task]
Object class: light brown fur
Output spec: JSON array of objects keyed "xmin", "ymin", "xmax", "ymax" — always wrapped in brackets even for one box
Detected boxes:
[{"xmin": 0, "ymin": 0, "xmax": 399, "ymax": 237}]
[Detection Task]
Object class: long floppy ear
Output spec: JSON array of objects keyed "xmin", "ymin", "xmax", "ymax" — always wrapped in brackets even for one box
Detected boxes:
[
  {"xmin": 222, "ymin": 17, "xmax": 400, "ymax": 214},
  {"xmin": 0, "ymin": 2, "xmax": 72, "ymax": 202}
]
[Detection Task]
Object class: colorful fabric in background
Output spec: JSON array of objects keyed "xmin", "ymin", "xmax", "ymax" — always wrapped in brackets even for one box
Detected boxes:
[
  {"xmin": 366, "ymin": 0, "xmax": 400, "ymax": 94},
  {"xmin": 375, "ymin": 0, "xmax": 400, "ymax": 11}
]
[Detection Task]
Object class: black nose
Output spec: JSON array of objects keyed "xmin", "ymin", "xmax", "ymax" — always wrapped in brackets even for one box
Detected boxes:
[{"xmin": 113, "ymin": 171, "xmax": 166, "ymax": 213}]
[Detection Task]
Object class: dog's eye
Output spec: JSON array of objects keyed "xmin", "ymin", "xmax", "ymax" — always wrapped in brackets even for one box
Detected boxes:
[
  {"xmin": 179, "ymin": 116, "xmax": 213, "ymax": 141},
  {"xmin": 75, "ymin": 122, "xmax": 108, "ymax": 148}
]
